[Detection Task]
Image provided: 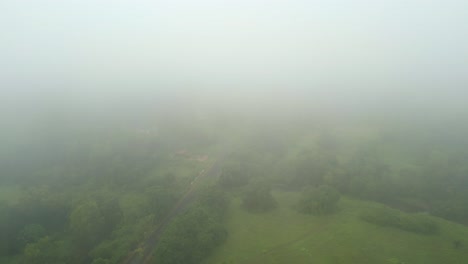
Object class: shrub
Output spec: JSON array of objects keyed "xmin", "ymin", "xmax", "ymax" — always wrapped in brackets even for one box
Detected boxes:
[
  {"xmin": 360, "ymin": 206, "xmax": 439, "ymax": 235},
  {"xmin": 241, "ymin": 181, "xmax": 277, "ymax": 213},
  {"xmin": 218, "ymin": 163, "xmax": 250, "ymax": 189},
  {"xmin": 297, "ymin": 185, "xmax": 340, "ymax": 215}
]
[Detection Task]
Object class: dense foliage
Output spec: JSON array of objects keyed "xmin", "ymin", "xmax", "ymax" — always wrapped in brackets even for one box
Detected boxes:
[
  {"xmin": 2, "ymin": 115, "xmax": 468, "ymax": 263},
  {"xmin": 154, "ymin": 187, "xmax": 228, "ymax": 264},
  {"xmin": 0, "ymin": 119, "xmax": 215, "ymax": 263},
  {"xmin": 241, "ymin": 181, "xmax": 277, "ymax": 213},
  {"xmin": 360, "ymin": 206, "xmax": 439, "ymax": 235},
  {"xmin": 296, "ymin": 185, "xmax": 340, "ymax": 215},
  {"xmin": 218, "ymin": 162, "xmax": 250, "ymax": 189}
]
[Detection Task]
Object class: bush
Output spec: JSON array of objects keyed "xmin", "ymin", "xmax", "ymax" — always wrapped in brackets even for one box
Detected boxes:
[
  {"xmin": 297, "ymin": 185, "xmax": 340, "ymax": 215},
  {"xmin": 22, "ymin": 236, "xmax": 73, "ymax": 264},
  {"xmin": 218, "ymin": 162, "xmax": 250, "ymax": 189},
  {"xmin": 360, "ymin": 206, "xmax": 439, "ymax": 235},
  {"xmin": 241, "ymin": 181, "xmax": 277, "ymax": 213},
  {"xmin": 17, "ymin": 224, "xmax": 47, "ymax": 249}
]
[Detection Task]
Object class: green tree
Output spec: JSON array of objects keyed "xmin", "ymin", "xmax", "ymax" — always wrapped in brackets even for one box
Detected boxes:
[
  {"xmin": 154, "ymin": 186, "xmax": 228, "ymax": 264},
  {"xmin": 69, "ymin": 200, "xmax": 105, "ymax": 250},
  {"xmin": 297, "ymin": 185, "xmax": 340, "ymax": 215},
  {"xmin": 218, "ymin": 162, "xmax": 250, "ymax": 189},
  {"xmin": 147, "ymin": 187, "xmax": 178, "ymax": 223},
  {"xmin": 197, "ymin": 186, "xmax": 229, "ymax": 218},
  {"xmin": 360, "ymin": 205, "xmax": 439, "ymax": 234},
  {"xmin": 242, "ymin": 181, "xmax": 277, "ymax": 213},
  {"xmin": 154, "ymin": 207, "xmax": 227, "ymax": 264},
  {"xmin": 17, "ymin": 224, "xmax": 47, "ymax": 249},
  {"xmin": 345, "ymin": 150, "xmax": 394, "ymax": 201},
  {"xmin": 22, "ymin": 236, "xmax": 73, "ymax": 264},
  {"xmin": 97, "ymin": 198, "xmax": 123, "ymax": 236},
  {"xmin": 291, "ymin": 151, "xmax": 339, "ymax": 188}
]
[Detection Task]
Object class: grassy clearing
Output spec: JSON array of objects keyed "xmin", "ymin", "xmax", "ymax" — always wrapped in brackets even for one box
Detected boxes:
[{"xmin": 205, "ymin": 191, "xmax": 468, "ymax": 264}]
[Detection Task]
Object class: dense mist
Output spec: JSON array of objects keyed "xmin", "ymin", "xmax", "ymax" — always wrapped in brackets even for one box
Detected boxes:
[
  {"xmin": 1, "ymin": 1, "xmax": 468, "ymax": 264},
  {"xmin": 2, "ymin": 0, "xmax": 467, "ymax": 121}
]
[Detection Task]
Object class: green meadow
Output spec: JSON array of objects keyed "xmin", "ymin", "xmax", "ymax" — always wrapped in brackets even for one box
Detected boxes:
[{"xmin": 206, "ymin": 191, "xmax": 468, "ymax": 264}]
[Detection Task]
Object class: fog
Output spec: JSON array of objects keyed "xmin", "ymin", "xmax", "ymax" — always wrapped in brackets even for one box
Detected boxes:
[
  {"xmin": 3, "ymin": 2, "xmax": 468, "ymax": 263},
  {"xmin": 1, "ymin": 0, "xmax": 467, "ymax": 165},
  {"xmin": 2, "ymin": 0, "xmax": 467, "ymax": 122}
]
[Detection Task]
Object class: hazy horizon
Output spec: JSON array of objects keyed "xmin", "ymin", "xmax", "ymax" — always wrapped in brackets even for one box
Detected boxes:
[
  {"xmin": 1, "ymin": 0, "xmax": 467, "ymax": 123},
  {"xmin": 2, "ymin": 2, "xmax": 468, "ymax": 263}
]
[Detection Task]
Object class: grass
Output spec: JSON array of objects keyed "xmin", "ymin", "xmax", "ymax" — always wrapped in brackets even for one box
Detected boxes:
[{"xmin": 205, "ymin": 190, "xmax": 468, "ymax": 264}]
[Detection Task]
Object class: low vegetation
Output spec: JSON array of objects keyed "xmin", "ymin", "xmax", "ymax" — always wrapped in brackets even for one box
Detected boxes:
[
  {"xmin": 242, "ymin": 181, "xmax": 277, "ymax": 213},
  {"xmin": 360, "ymin": 205, "xmax": 439, "ymax": 235},
  {"xmin": 296, "ymin": 185, "xmax": 340, "ymax": 215}
]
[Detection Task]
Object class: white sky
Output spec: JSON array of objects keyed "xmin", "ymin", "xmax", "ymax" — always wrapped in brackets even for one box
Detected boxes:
[{"xmin": 1, "ymin": 0, "xmax": 467, "ymax": 113}]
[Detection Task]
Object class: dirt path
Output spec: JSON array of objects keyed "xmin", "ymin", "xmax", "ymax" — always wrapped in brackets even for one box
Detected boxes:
[{"xmin": 123, "ymin": 147, "xmax": 230, "ymax": 264}]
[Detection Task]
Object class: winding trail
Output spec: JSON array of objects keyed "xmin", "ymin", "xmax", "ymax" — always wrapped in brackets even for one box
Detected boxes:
[{"xmin": 123, "ymin": 147, "xmax": 230, "ymax": 264}]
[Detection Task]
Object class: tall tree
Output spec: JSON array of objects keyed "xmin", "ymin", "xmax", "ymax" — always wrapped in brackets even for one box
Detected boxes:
[
  {"xmin": 297, "ymin": 185, "xmax": 340, "ymax": 215},
  {"xmin": 242, "ymin": 181, "xmax": 277, "ymax": 213}
]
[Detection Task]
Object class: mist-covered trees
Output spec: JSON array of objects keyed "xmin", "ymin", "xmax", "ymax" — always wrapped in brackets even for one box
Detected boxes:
[
  {"xmin": 290, "ymin": 151, "xmax": 339, "ymax": 188},
  {"xmin": 345, "ymin": 151, "xmax": 394, "ymax": 201},
  {"xmin": 154, "ymin": 187, "xmax": 228, "ymax": 264},
  {"xmin": 0, "ymin": 186, "xmax": 70, "ymax": 255},
  {"xmin": 4, "ymin": 110, "xmax": 468, "ymax": 264},
  {"xmin": 22, "ymin": 237, "xmax": 73, "ymax": 264},
  {"xmin": 69, "ymin": 200, "xmax": 106, "ymax": 250},
  {"xmin": 360, "ymin": 206, "xmax": 439, "ymax": 235},
  {"xmin": 16, "ymin": 186, "xmax": 70, "ymax": 231},
  {"xmin": 218, "ymin": 162, "xmax": 250, "ymax": 189},
  {"xmin": 16, "ymin": 224, "xmax": 47, "ymax": 250},
  {"xmin": 146, "ymin": 187, "xmax": 178, "ymax": 223},
  {"xmin": 155, "ymin": 209, "xmax": 227, "ymax": 264},
  {"xmin": 242, "ymin": 181, "xmax": 277, "ymax": 213},
  {"xmin": 297, "ymin": 185, "xmax": 340, "ymax": 215}
]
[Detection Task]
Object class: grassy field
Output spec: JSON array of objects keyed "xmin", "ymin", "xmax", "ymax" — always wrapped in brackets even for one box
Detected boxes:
[{"xmin": 205, "ymin": 190, "xmax": 468, "ymax": 264}]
